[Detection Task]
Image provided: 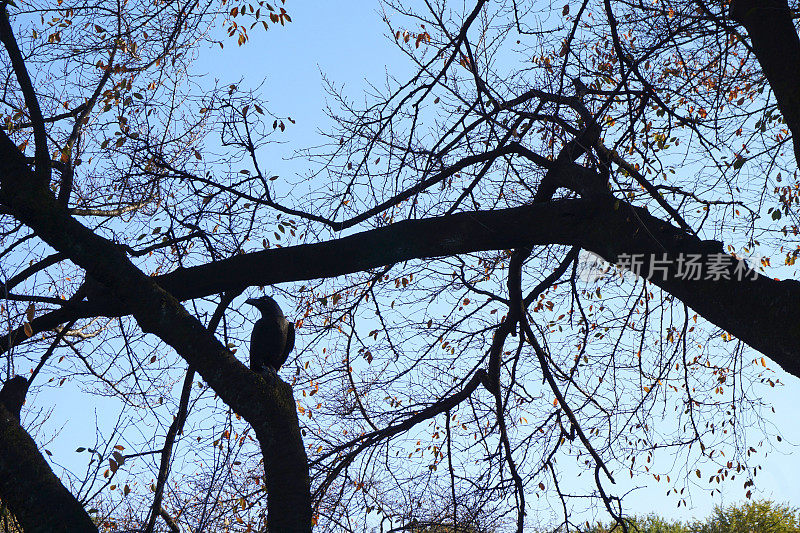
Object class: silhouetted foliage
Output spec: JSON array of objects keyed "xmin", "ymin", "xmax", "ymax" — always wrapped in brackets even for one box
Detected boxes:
[{"xmin": 2, "ymin": 0, "xmax": 800, "ymax": 531}]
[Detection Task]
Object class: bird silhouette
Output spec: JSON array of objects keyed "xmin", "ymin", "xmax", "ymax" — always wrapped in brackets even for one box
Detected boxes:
[
  {"xmin": 0, "ymin": 376, "xmax": 28, "ymax": 422},
  {"xmin": 246, "ymin": 295, "xmax": 295, "ymax": 373}
]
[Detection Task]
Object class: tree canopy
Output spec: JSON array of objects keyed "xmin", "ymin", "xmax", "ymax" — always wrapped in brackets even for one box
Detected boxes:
[
  {"xmin": 1, "ymin": 0, "xmax": 800, "ymax": 532},
  {"xmin": 586, "ymin": 500, "xmax": 800, "ymax": 533}
]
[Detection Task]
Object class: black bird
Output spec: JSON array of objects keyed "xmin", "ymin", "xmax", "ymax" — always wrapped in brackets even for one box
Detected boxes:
[
  {"xmin": 246, "ymin": 295, "xmax": 295, "ymax": 373},
  {"xmin": 0, "ymin": 376, "xmax": 28, "ymax": 422}
]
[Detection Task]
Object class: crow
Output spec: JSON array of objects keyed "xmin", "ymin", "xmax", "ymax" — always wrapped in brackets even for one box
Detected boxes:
[
  {"xmin": 245, "ymin": 295, "xmax": 295, "ymax": 373},
  {"xmin": 0, "ymin": 376, "xmax": 28, "ymax": 422}
]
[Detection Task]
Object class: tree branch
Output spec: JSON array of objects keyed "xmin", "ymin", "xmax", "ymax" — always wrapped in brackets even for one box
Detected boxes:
[
  {"xmin": 0, "ymin": 6, "xmax": 50, "ymax": 184},
  {"xmin": 730, "ymin": 0, "xmax": 800, "ymax": 166},
  {"xmin": 1, "ymin": 121, "xmax": 310, "ymax": 531},
  {"xmin": 0, "ymin": 401, "xmax": 97, "ymax": 532}
]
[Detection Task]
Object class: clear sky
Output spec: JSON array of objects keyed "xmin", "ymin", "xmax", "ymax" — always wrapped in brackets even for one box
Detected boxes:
[
  {"xmin": 26, "ymin": 0, "xmax": 800, "ymax": 529},
  {"xmin": 194, "ymin": 1, "xmax": 800, "ymax": 523}
]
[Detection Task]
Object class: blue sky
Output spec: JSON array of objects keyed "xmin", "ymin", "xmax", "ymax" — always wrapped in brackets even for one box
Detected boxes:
[
  {"xmin": 195, "ymin": 0, "xmax": 800, "ymax": 523},
  {"xmin": 23, "ymin": 0, "xmax": 800, "ymax": 529}
]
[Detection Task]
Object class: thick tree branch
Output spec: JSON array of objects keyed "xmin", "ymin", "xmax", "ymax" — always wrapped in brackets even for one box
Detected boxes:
[
  {"xmin": 730, "ymin": 0, "xmax": 800, "ymax": 165},
  {"xmin": 5, "ymin": 192, "xmax": 799, "ymax": 382},
  {"xmin": 143, "ymin": 198, "xmax": 799, "ymax": 379},
  {"xmin": 0, "ymin": 130, "xmax": 310, "ymax": 531},
  {"xmin": 0, "ymin": 401, "xmax": 97, "ymax": 532}
]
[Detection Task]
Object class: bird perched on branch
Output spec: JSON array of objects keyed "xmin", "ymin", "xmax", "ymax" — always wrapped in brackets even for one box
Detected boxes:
[
  {"xmin": 246, "ymin": 295, "xmax": 295, "ymax": 374},
  {"xmin": 0, "ymin": 376, "xmax": 29, "ymax": 422}
]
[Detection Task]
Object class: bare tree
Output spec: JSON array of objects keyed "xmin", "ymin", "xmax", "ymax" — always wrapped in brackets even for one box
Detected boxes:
[{"xmin": 1, "ymin": 0, "xmax": 800, "ymax": 532}]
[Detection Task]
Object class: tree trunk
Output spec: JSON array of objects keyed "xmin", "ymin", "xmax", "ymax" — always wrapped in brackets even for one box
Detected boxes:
[
  {"xmin": 0, "ymin": 130, "xmax": 312, "ymax": 532},
  {"xmin": 0, "ymin": 404, "xmax": 97, "ymax": 533}
]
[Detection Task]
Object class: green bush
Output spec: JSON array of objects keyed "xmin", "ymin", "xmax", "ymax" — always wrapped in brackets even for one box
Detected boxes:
[
  {"xmin": 582, "ymin": 513, "xmax": 686, "ymax": 533},
  {"xmin": 582, "ymin": 500, "xmax": 799, "ymax": 533},
  {"xmin": 690, "ymin": 500, "xmax": 800, "ymax": 533}
]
